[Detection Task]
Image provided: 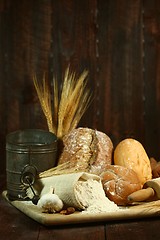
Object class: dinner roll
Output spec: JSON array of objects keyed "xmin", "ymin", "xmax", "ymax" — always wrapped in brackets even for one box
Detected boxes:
[{"xmin": 100, "ymin": 165, "xmax": 142, "ymax": 205}]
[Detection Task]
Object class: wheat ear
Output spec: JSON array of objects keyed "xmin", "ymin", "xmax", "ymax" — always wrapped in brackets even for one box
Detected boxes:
[
  {"xmin": 33, "ymin": 74, "xmax": 54, "ymax": 133},
  {"xmin": 33, "ymin": 66, "xmax": 92, "ymax": 139},
  {"xmin": 57, "ymin": 67, "xmax": 92, "ymax": 138}
]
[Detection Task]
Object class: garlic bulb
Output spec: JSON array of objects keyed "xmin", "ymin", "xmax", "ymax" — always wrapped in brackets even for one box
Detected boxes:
[{"xmin": 37, "ymin": 187, "xmax": 63, "ymax": 213}]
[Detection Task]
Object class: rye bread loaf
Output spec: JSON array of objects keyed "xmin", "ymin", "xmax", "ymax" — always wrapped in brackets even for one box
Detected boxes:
[
  {"xmin": 58, "ymin": 127, "xmax": 113, "ymax": 175},
  {"xmin": 100, "ymin": 165, "xmax": 142, "ymax": 205}
]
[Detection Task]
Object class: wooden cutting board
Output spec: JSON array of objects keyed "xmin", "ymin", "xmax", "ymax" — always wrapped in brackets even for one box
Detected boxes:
[{"xmin": 2, "ymin": 190, "xmax": 160, "ymax": 226}]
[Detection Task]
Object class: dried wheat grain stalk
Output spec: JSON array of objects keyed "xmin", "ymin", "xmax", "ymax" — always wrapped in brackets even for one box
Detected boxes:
[
  {"xmin": 33, "ymin": 66, "xmax": 92, "ymax": 139},
  {"xmin": 38, "ymin": 161, "xmax": 81, "ymax": 178},
  {"xmin": 33, "ymin": 74, "xmax": 54, "ymax": 133}
]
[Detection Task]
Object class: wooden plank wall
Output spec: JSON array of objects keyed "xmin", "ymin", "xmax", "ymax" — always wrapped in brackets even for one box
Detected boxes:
[{"xmin": 0, "ymin": 0, "xmax": 160, "ymax": 174}]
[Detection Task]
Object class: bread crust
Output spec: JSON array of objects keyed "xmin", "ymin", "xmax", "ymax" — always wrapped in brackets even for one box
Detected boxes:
[
  {"xmin": 100, "ymin": 165, "xmax": 142, "ymax": 205},
  {"xmin": 114, "ymin": 138, "xmax": 152, "ymax": 186},
  {"xmin": 58, "ymin": 127, "xmax": 113, "ymax": 175}
]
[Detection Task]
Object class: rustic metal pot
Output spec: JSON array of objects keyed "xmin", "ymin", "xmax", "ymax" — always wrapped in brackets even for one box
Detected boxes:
[{"xmin": 6, "ymin": 129, "xmax": 57, "ymax": 201}]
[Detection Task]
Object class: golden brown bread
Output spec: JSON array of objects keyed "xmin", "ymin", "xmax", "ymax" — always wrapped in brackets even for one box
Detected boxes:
[
  {"xmin": 114, "ymin": 138, "xmax": 152, "ymax": 186},
  {"xmin": 100, "ymin": 165, "xmax": 142, "ymax": 205},
  {"xmin": 150, "ymin": 157, "xmax": 160, "ymax": 178},
  {"xmin": 58, "ymin": 127, "xmax": 113, "ymax": 175}
]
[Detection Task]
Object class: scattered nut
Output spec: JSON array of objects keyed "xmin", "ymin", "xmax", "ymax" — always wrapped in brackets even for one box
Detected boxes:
[
  {"xmin": 60, "ymin": 207, "xmax": 75, "ymax": 215},
  {"xmin": 66, "ymin": 207, "xmax": 75, "ymax": 214},
  {"xmin": 59, "ymin": 209, "xmax": 68, "ymax": 215}
]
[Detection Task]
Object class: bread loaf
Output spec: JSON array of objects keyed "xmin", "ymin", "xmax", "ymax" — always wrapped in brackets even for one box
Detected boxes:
[
  {"xmin": 100, "ymin": 165, "xmax": 142, "ymax": 205},
  {"xmin": 150, "ymin": 157, "xmax": 160, "ymax": 178},
  {"xmin": 58, "ymin": 127, "xmax": 113, "ymax": 175},
  {"xmin": 114, "ymin": 138, "xmax": 152, "ymax": 186}
]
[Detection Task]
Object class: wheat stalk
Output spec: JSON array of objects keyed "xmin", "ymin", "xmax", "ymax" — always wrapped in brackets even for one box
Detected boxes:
[
  {"xmin": 33, "ymin": 74, "xmax": 54, "ymax": 133},
  {"xmin": 70, "ymin": 89, "xmax": 92, "ymax": 130},
  {"xmin": 60, "ymin": 70, "xmax": 91, "ymax": 136},
  {"xmin": 52, "ymin": 77, "xmax": 59, "ymax": 135},
  {"xmin": 33, "ymin": 66, "xmax": 92, "ymax": 139},
  {"xmin": 38, "ymin": 161, "xmax": 79, "ymax": 178}
]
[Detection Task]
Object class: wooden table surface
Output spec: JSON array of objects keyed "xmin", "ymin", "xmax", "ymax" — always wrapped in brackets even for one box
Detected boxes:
[{"xmin": 0, "ymin": 175, "xmax": 160, "ymax": 240}]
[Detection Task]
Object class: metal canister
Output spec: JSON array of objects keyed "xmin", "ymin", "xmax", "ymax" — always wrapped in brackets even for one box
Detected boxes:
[{"xmin": 6, "ymin": 129, "xmax": 57, "ymax": 201}]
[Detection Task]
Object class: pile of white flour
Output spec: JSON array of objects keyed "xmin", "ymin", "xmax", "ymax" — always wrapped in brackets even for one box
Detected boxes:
[{"xmin": 75, "ymin": 178, "xmax": 120, "ymax": 214}]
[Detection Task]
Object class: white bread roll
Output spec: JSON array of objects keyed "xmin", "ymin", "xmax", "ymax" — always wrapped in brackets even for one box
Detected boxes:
[
  {"xmin": 100, "ymin": 165, "xmax": 141, "ymax": 205},
  {"xmin": 114, "ymin": 138, "xmax": 152, "ymax": 186}
]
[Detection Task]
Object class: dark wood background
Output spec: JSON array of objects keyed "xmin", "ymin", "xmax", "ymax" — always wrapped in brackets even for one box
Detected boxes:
[{"xmin": 0, "ymin": 0, "xmax": 160, "ymax": 174}]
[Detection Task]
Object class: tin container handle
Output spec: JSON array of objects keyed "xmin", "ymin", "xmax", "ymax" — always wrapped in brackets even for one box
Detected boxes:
[{"xmin": 21, "ymin": 165, "xmax": 37, "ymax": 186}]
